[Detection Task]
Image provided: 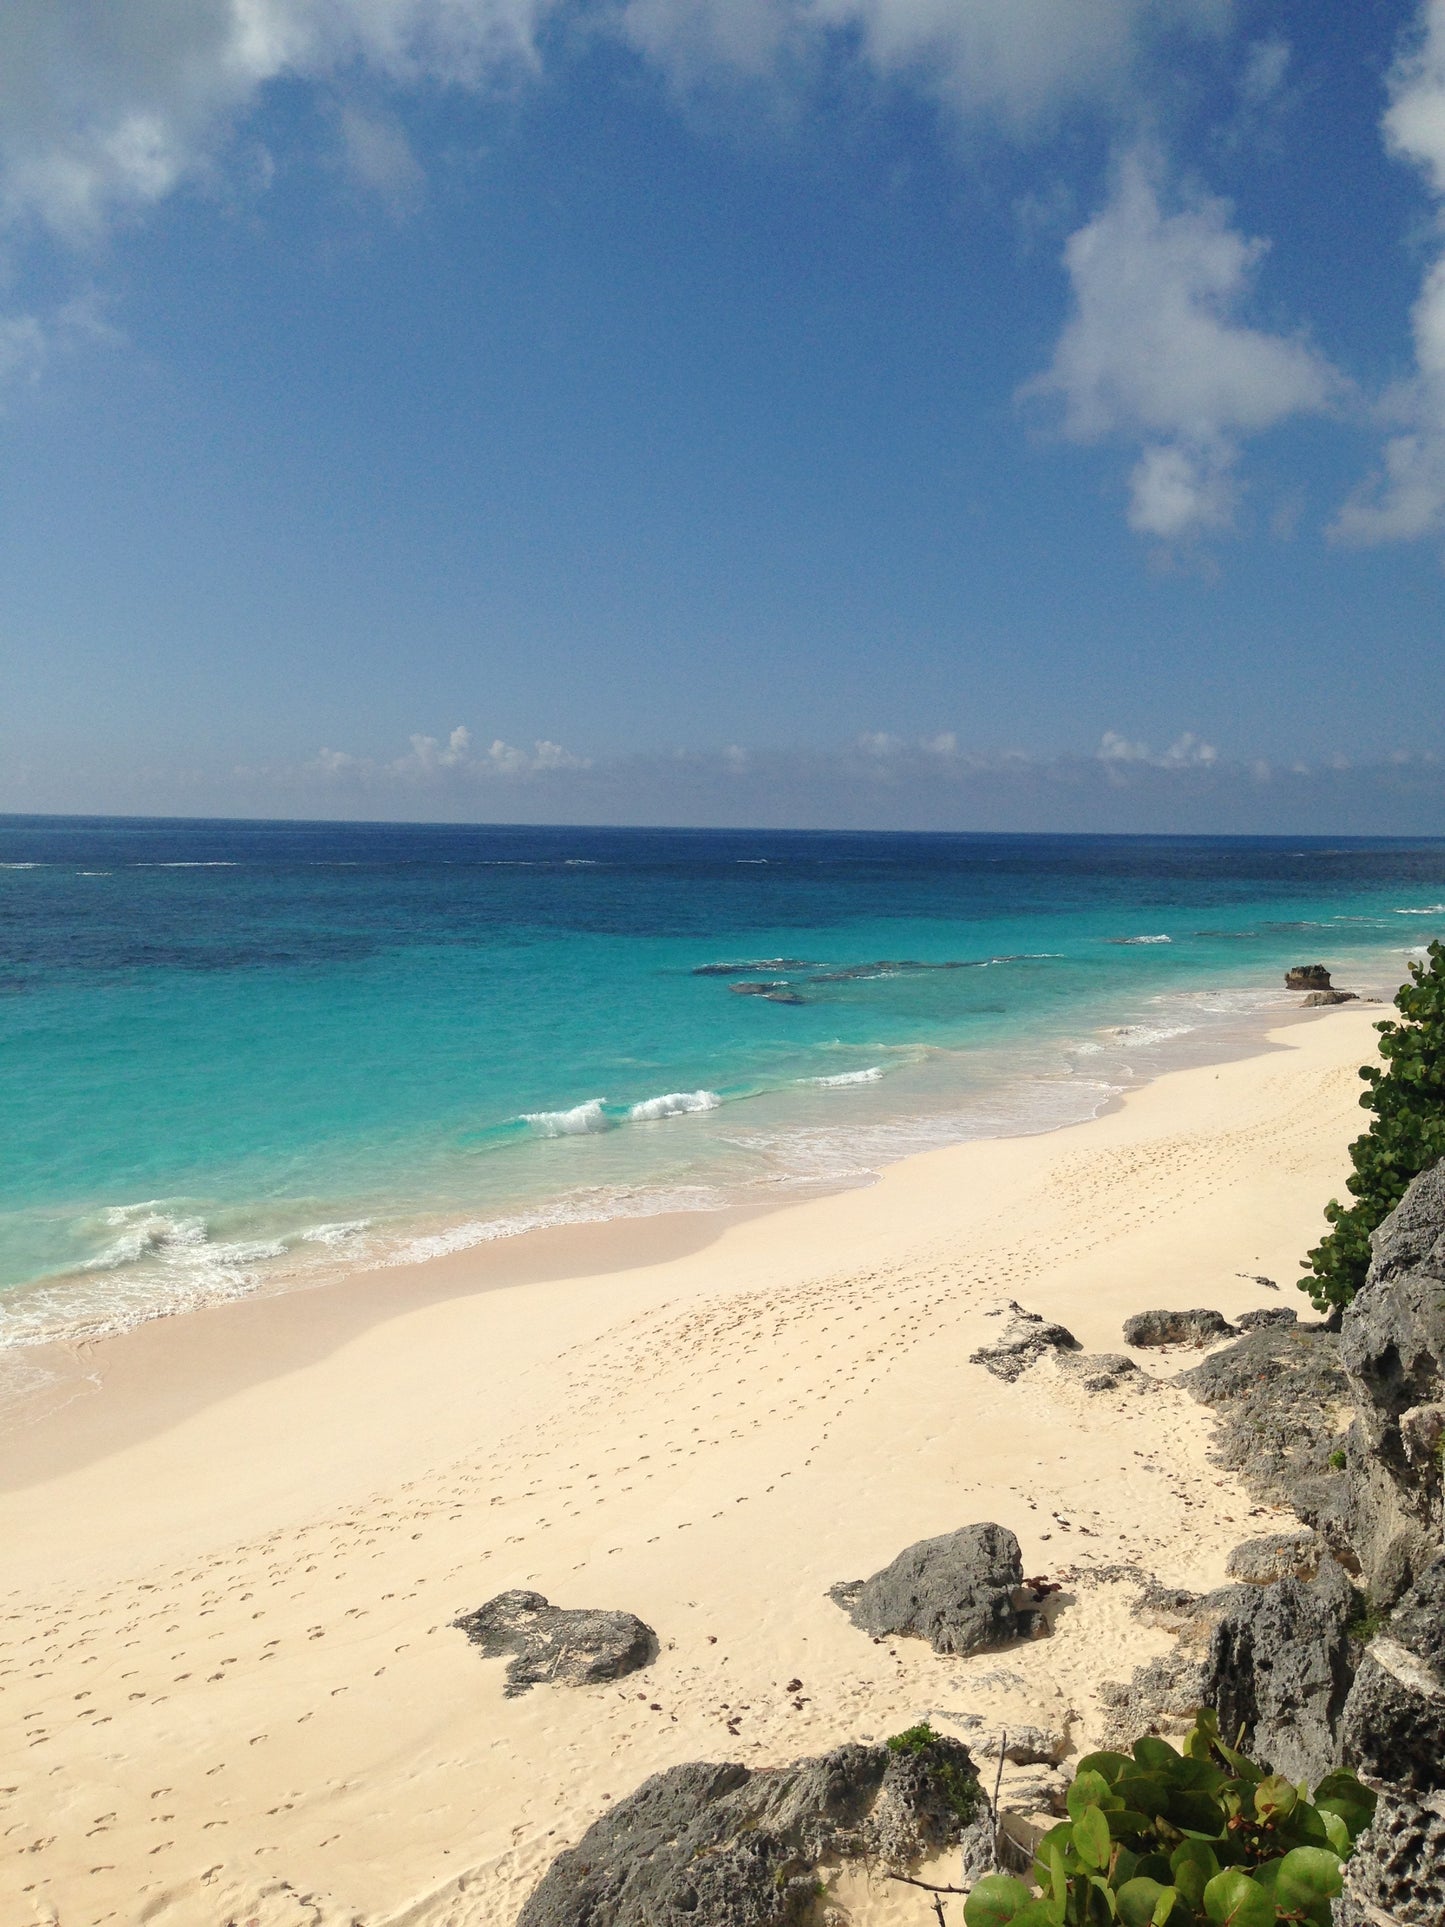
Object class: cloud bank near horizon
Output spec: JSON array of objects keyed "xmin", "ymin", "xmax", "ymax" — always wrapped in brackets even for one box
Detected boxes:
[{"xmin": 9, "ymin": 727, "xmax": 1445, "ymax": 836}]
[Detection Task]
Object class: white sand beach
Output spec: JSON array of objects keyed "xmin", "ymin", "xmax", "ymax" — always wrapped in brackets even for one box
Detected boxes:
[{"xmin": 0, "ymin": 1005, "xmax": 1383, "ymax": 1927}]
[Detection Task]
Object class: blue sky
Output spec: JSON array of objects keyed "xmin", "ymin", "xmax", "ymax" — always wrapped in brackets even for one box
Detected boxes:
[{"xmin": 3, "ymin": 0, "xmax": 1445, "ymax": 830}]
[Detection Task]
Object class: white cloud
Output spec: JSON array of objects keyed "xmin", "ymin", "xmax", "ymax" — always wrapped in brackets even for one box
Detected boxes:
[
  {"xmin": 0, "ymin": 1, "xmax": 1238, "ymax": 249},
  {"xmin": 1238, "ymin": 35, "xmax": 1289, "ymax": 109},
  {"xmin": 0, "ymin": 1, "xmax": 553, "ymax": 241},
  {"xmin": 1025, "ymin": 151, "xmax": 1338, "ymax": 539},
  {"xmin": 1333, "ymin": 0, "xmax": 1445, "ymax": 545},
  {"xmin": 1098, "ymin": 728, "xmax": 1217, "ymax": 766},
  {"xmin": 620, "ymin": 1, "xmax": 1234, "ymax": 128}
]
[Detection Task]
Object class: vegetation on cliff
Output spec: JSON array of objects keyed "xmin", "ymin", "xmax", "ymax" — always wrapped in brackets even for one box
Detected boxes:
[{"xmin": 1299, "ymin": 939, "xmax": 1445, "ymax": 1314}]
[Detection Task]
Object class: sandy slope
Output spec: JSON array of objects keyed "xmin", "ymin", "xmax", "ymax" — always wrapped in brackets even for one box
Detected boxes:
[{"xmin": 0, "ymin": 1007, "xmax": 1381, "ymax": 1927}]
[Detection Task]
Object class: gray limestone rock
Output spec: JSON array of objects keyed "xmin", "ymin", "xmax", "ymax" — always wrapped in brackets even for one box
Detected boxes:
[
  {"xmin": 1124, "ymin": 1308, "xmax": 1237, "ymax": 1348},
  {"xmin": 1333, "ymin": 1789, "xmax": 1445, "ymax": 1927},
  {"xmin": 1180, "ymin": 1322, "xmax": 1352, "ymax": 1539},
  {"xmin": 1054, "ymin": 1351, "xmax": 1150, "ymax": 1392},
  {"xmin": 1225, "ymin": 1530, "xmax": 1323, "ymax": 1585},
  {"xmin": 1198, "ymin": 1559, "xmax": 1359, "ymax": 1786},
  {"xmin": 1236, "ymin": 1307, "xmax": 1299, "ymax": 1333},
  {"xmin": 453, "ymin": 1590, "xmax": 656, "ymax": 1697},
  {"xmin": 515, "ymin": 1737, "xmax": 982, "ymax": 1927},
  {"xmin": 829, "ymin": 1523, "xmax": 1035, "ymax": 1655},
  {"xmin": 1338, "ymin": 1167, "xmax": 1445, "ymax": 1607},
  {"xmin": 1303, "ymin": 989, "xmax": 1359, "ymax": 1007},
  {"xmin": 1341, "ymin": 1557, "xmax": 1445, "ymax": 1792},
  {"xmin": 969, "ymin": 1302, "xmax": 1081, "ymax": 1382}
]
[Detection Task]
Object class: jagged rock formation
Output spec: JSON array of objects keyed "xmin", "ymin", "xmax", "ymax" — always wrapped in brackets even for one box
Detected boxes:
[
  {"xmin": 1305, "ymin": 989, "xmax": 1360, "ymax": 1007},
  {"xmin": 516, "ymin": 1737, "xmax": 984, "ymax": 1927},
  {"xmin": 1336, "ymin": 1557, "xmax": 1445, "ymax": 1926},
  {"xmin": 1180, "ymin": 1320, "xmax": 1351, "ymax": 1535},
  {"xmin": 1236, "ymin": 1306, "xmax": 1298, "ymax": 1332},
  {"xmin": 1123, "ymin": 1307, "xmax": 1237, "ymax": 1347},
  {"xmin": 829, "ymin": 1523, "xmax": 1042, "ymax": 1654},
  {"xmin": 1287, "ymin": 964, "xmax": 1333, "ymax": 990},
  {"xmin": 1225, "ymin": 1529, "xmax": 1323, "ymax": 1584},
  {"xmin": 969, "ymin": 1302, "xmax": 1080, "ymax": 1381},
  {"xmin": 452, "ymin": 1590, "xmax": 655, "ymax": 1696}
]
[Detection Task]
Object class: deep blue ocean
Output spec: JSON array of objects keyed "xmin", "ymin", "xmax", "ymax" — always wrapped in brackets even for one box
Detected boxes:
[{"xmin": 3, "ymin": 815, "xmax": 1444, "ymax": 1348}]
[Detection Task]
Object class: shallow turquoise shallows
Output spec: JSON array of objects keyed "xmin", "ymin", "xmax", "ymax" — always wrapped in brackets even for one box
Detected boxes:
[{"xmin": 3, "ymin": 816, "xmax": 1443, "ymax": 1345}]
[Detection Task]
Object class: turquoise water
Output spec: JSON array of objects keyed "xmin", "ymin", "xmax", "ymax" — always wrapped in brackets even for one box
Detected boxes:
[{"xmin": 3, "ymin": 817, "xmax": 1443, "ymax": 1346}]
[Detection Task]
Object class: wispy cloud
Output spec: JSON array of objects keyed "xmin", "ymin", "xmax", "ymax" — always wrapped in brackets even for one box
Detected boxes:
[
  {"xmin": 1024, "ymin": 149, "xmax": 1339, "ymax": 540},
  {"xmin": 1333, "ymin": 0, "xmax": 1445, "ymax": 545}
]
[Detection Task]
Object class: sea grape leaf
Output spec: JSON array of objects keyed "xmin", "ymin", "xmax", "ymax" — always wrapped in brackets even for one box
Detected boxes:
[
  {"xmin": 1075, "ymin": 1803, "xmax": 1112, "ymax": 1871},
  {"xmin": 1117, "ymin": 1879, "xmax": 1170, "ymax": 1927},
  {"xmin": 1170, "ymin": 1838, "xmax": 1220, "ymax": 1905},
  {"xmin": 1068, "ymin": 1770, "xmax": 1116, "ymax": 1819},
  {"xmin": 1253, "ymin": 1773, "xmax": 1297, "ymax": 1821},
  {"xmin": 963, "ymin": 1873, "xmax": 1035, "ymax": 1927},
  {"xmin": 1203, "ymin": 1869, "xmax": 1275, "ymax": 1927},
  {"xmin": 1076, "ymin": 1751, "xmax": 1134, "ymax": 1787},
  {"xmin": 1132, "ymin": 1737, "xmax": 1181, "ymax": 1775},
  {"xmin": 1274, "ymin": 1846, "xmax": 1344, "ymax": 1910}
]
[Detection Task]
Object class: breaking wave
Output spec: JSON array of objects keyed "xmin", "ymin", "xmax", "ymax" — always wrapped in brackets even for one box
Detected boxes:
[{"xmin": 627, "ymin": 1089, "xmax": 721, "ymax": 1120}]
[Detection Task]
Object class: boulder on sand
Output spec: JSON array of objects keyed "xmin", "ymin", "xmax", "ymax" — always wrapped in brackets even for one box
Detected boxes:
[
  {"xmin": 829, "ymin": 1522, "xmax": 1044, "ymax": 1654},
  {"xmin": 452, "ymin": 1590, "xmax": 655, "ymax": 1697},
  {"xmin": 1123, "ymin": 1308, "xmax": 1237, "ymax": 1348},
  {"xmin": 516, "ymin": 1735, "xmax": 984, "ymax": 1927},
  {"xmin": 969, "ymin": 1301, "xmax": 1081, "ymax": 1381}
]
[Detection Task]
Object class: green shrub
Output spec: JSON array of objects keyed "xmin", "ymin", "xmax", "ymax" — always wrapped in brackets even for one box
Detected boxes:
[
  {"xmin": 961, "ymin": 1709, "xmax": 1374, "ymax": 1927},
  {"xmin": 1299, "ymin": 939, "xmax": 1445, "ymax": 1315},
  {"xmin": 888, "ymin": 1721, "xmax": 983, "ymax": 1823}
]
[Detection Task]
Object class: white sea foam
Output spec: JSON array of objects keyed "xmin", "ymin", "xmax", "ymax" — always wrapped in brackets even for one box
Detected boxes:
[
  {"xmin": 0, "ymin": 862, "xmax": 41, "ymax": 869},
  {"xmin": 1100, "ymin": 1022, "xmax": 1196, "ymax": 1047},
  {"xmin": 627, "ymin": 1090, "xmax": 722, "ymax": 1120},
  {"xmin": 138, "ymin": 861, "xmax": 240, "ymax": 867},
  {"xmin": 300, "ymin": 1219, "xmax": 373, "ymax": 1247},
  {"xmin": 521, "ymin": 1099, "xmax": 613, "ymax": 1136},
  {"xmin": 1118, "ymin": 934, "xmax": 1172, "ymax": 945},
  {"xmin": 1394, "ymin": 905, "xmax": 1445, "ymax": 915},
  {"xmin": 803, "ymin": 1067, "xmax": 884, "ymax": 1087}
]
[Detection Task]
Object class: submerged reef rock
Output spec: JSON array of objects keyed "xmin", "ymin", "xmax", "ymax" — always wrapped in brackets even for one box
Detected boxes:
[
  {"xmin": 829, "ymin": 1522, "xmax": 1043, "ymax": 1654},
  {"xmin": 452, "ymin": 1590, "xmax": 655, "ymax": 1697},
  {"xmin": 969, "ymin": 1301, "xmax": 1081, "ymax": 1381},
  {"xmin": 728, "ymin": 982, "xmax": 806, "ymax": 1005},
  {"xmin": 1123, "ymin": 1307, "xmax": 1237, "ymax": 1348},
  {"xmin": 1286, "ymin": 964, "xmax": 1333, "ymax": 990},
  {"xmin": 515, "ymin": 1736, "xmax": 983, "ymax": 1927}
]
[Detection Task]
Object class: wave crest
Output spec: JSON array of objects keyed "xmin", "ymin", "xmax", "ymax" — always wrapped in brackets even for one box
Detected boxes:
[
  {"xmin": 628, "ymin": 1089, "xmax": 721, "ymax": 1120},
  {"xmin": 521, "ymin": 1099, "xmax": 613, "ymax": 1136}
]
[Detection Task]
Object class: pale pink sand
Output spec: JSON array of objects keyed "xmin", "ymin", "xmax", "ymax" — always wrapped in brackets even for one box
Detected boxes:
[{"xmin": 0, "ymin": 1006, "xmax": 1381, "ymax": 1927}]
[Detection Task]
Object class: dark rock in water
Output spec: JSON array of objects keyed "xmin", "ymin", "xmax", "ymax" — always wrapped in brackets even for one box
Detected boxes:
[
  {"xmin": 1302, "ymin": 988, "xmax": 1358, "ymax": 1006},
  {"xmin": 969, "ymin": 1301, "xmax": 1081, "ymax": 1381},
  {"xmin": 453, "ymin": 1590, "xmax": 655, "ymax": 1697},
  {"xmin": 829, "ymin": 1523, "xmax": 1037, "ymax": 1654},
  {"xmin": 1123, "ymin": 1307, "xmax": 1237, "ymax": 1348},
  {"xmin": 1197, "ymin": 1559, "xmax": 1359, "ymax": 1786},
  {"xmin": 1054, "ymin": 1351, "xmax": 1150, "ymax": 1392},
  {"xmin": 1341, "ymin": 1556, "xmax": 1445, "ymax": 1792},
  {"xmin": 1235, "ymin": 1306, "xmax": 1297, "ymax": 1332},
  {"xmin": 1285, "ymin": 964, "xmax": 1333, "ymax": 989},
  {"xmin": 1225, "ymin": 1530, "xmax": 1322, "ymax": 1585},
  {"xmin": 729, "ymin": 982, "xmax": 806, "ymax": 1005},
  {"xmin": 515, "ymin": 1736, "xmax": 983, "ymax": 1927},
  {"xmin": 1339, "ymin": 1162, "xmax": 1445, "ymax": 1606},
  {"xmin": 693, "ymin": 959, "xmax": 814, "ymax": 977},
  {"xmin": 1180, "ymin": 1323, "xmax": 1351, "ymax": 1535}
]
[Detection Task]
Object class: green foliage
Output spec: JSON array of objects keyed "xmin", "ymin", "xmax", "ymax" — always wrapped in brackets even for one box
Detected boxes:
[
  {"xmin": 960, "ymin": 1710, "xmax": 1374, "ymax": 1927},
  {"xmin": 1299, "ymin": 940, "xmax": 1445, "ymax": 1314},
  {"xmin": 1327, "ymin": 1450, "xmax": 1347, "ymax": 1471},
  {"xmin": 886, "ymin": 1721, "xmax": 983, "ymax": 1823}
]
